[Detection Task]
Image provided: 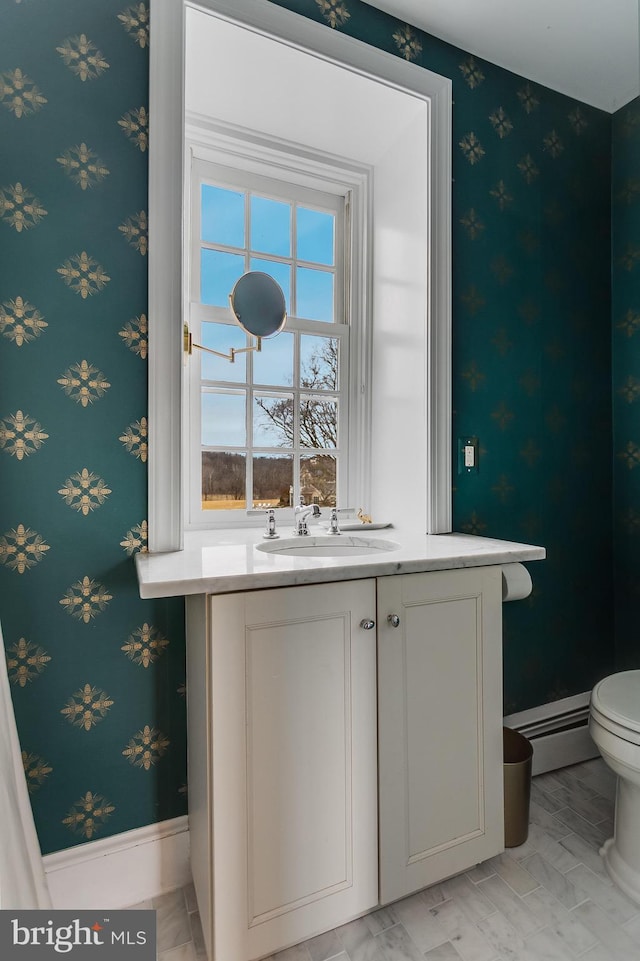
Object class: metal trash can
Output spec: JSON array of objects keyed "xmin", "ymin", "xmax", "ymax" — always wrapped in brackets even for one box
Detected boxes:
[{"xmin": 503, "ymin": 727, "xmax": 533, "ymax": 847}]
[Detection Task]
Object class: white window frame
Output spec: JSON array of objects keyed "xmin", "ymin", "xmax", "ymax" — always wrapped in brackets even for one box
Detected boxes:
[
  {"xmin": 185, "ymin": 150, "xmax": 361, "ymax": 529},
  {"xmin": 149, "ymin": 0, "xmax": 452, "ymax": 552}
]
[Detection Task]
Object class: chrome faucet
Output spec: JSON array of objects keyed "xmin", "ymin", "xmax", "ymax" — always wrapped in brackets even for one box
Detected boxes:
[
  {"xmin": 326, "ymin": 507, "xmax": 355, "ymax": 535},
  {"xmin": 328, "ymin": 507, "xmax": 341, "ymax": 535},
  {"xmin": 294, "ymin": 502, "xmax": 320, "ymax": 535}
]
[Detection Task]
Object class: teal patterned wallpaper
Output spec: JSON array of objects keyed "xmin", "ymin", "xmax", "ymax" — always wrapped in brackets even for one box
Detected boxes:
[
  {"xmin": 0, "ymin": 0, "xmax": 186, "ymax": 855},
  {"xmin": 613, "ymin": 97, "xmax": 640, "ymax": 672},
  {"xmin": 0, "ymin": 0, "xmax": 623, "ymax": 857}
]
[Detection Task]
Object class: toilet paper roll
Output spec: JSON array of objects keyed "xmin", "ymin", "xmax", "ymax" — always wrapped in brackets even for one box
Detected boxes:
[{"xmin": 501, "ymin": 563, "xmax": 532, "ymax": 602}]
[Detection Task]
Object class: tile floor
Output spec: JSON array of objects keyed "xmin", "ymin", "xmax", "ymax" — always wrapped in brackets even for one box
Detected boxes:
[{"xmin": 140, "ymin": 756, "xmax": 640, "ymax": 961}]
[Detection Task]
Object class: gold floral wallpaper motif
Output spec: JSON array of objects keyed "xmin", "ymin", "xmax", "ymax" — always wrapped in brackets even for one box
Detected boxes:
[
  {"xmin": 459, "ymin": 57, "xmax": 484, "ymax": 90},
  {"xmin": 58, "ymin": 469, "xmax": 112, "ymax": 515},
  {"xmin": 0, "ymin": 297, "xmax": 47, "ymax": 346},
  {"xmin": 392, "ymin": 25, "xmax": 421, "ymax": 62},
  {"xmin": 0, "ymin": 524, "xmax": 50, "ymax": 573},
  {"xmin": 61, "ymin": 684, "xmax": 114, "ymax": 731},
  {"xmin": 22, "ymin": 752, "xmax": 53, "ymax": 794},
  {"xmin": 7, "ymin": 637, "xmax": 51, "ymax": 687},
  {"xmin": 0, "ymin": 183, "xmax": 47, "ymax": 232},
  {"xmin": 121, "ymin": 623, "xmax": 169, "ymax": 668},
  {"xmin": 0, "ymin": 411, "xmax": 48, "ymax": 459},
  {"xmin": 59, "ymin": 576, "xmax": 113, "ymax": 623},
  {"xmin": 118, "ymin": 3, "xmax": 150, "ymax": 48},
  {"xmin": 57, "ymin": 361, "xmax": 111, "ymax": 406},
  {"xmin": 118, "ymin": 106, "xmax": 148, "ymax": 151},
  {"xmin": 314, "ymin": 0, "xmax": 350, "ymax": 29},
  {"xmin": 120, "ymin": 519, "xmax": 148, "ymax": 555},
  {"xmin": 56, "ymin": 35, "xmax": 109, "ymax": 82},
  {"xmin": 122, "ymin": 725, "xmax": 170, "ymax": 770},
  {"xmin": 119, "ymin": 313, "xmax": 148, "ymax": 358},
  {"xmin": 0, "ymin": 68, "xmax": 47, "ymax": 118},
  {"xmin": 57, "ymin": 144, "xmax": 110, "ymax": 191},
  {"xmin": 118, "ymin": 210, "xmax": 148, "ymax": 255},
  {"xmin": 57, "ymin": 252, "xmax": 110, "ymax": 298},
  {"xmin": 63, "ymin": 791, "xmax": 115, "ymax": 840},
  {"xmin": 119, "ymin": 417, "xmax": 148, "ymax": 461}
]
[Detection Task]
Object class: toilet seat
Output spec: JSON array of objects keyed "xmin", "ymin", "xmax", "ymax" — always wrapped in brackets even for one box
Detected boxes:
[{"xmin": 591, "ymin": 671, "xmax": 640, "ymax": 746}]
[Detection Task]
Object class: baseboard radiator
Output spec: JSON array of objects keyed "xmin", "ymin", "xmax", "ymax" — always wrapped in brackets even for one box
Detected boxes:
[{"xmin": 503, "ymin": 691, "xmax": 599, "ymax": 776}]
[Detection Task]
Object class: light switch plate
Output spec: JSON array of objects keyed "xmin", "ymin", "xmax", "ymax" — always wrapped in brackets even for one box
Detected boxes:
[{"xmin": 458, "ymin": 436, "xmax": 479, "ymax": 474}]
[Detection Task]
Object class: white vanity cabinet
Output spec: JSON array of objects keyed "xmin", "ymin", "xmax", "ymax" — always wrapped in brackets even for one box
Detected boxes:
[
  {"xmin": 377, "ymin": 566, "xmax": 504, "ymax": 904},
  {"xmin": 186, "ymin": 566, "xmax": 505, "ymax": 961},
  {"xmin": 186, "ymin": 579, "xmax": 379, "ymax": 961}
]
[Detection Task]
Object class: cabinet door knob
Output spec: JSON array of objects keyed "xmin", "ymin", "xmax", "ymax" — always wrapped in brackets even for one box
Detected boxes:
[
  {"xmin": 387, "ymin": 613, "xmax": 400, "ymax": 628},
  {"xmin": 359, "ymin": 619, "xmax": 375, "ymax": 630}
]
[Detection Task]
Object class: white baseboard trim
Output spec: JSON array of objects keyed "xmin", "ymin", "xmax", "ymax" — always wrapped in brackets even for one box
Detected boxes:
[
  {"xmin": 43, "ymin": 816, "xmax": 190, "ymax": 910},
  {"xmin": 504, "ymin": 691, "xmax": 599, "ymax": 776}
]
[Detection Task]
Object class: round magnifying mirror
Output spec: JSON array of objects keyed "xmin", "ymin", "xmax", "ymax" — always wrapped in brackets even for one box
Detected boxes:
[{"xmin": 229, "ymin": 271, "xmax": 287, "ymax": 339}]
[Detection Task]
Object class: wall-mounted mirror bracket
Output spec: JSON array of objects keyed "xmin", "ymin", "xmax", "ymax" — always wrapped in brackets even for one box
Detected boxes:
[{"xmin": 183, "ymin": 323, "xmax": 262, "ymax": 363}]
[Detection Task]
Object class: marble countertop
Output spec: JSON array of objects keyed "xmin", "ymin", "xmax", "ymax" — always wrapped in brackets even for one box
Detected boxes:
[{"xmin": 135, "ymin": 526, "xmax": 545, "ymax": 598}]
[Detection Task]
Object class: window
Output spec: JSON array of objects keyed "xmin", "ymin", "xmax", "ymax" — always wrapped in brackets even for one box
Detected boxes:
[
  {"xmin": 149, "ymin": 0, "xmax": 452, "ymax": 551},
  {"xmin": 185, "ymin": 161, "xmax": 351, "ymax": 527}
]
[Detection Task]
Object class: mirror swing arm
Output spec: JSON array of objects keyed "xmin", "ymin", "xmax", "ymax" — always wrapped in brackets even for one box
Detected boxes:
[
  {"xmin": 183, "ymin": 324, "xmax": 262, "ymax": 363},
  {"xmin": 184, "ymin": 270, "xmax": 286, "ymax": 364}
]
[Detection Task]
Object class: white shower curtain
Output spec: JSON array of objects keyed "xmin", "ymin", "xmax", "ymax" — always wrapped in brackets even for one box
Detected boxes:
[{"xmin": 0, "ymin": 621, "xmax": 52, "ymax": 908}]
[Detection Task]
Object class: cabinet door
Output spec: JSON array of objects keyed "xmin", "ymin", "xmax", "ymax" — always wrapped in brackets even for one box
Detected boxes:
[
  {"xmin": 198, "ymin": 580, "xmax": 378, "ymax": 961},
  {"xmin": 377, "ymin": 567, "xmax": 504, "ymax": 904}
]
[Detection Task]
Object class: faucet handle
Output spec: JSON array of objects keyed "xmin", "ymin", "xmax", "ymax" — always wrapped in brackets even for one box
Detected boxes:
[
  {"xmin": 327, "ymin": 507, "xmax": 341, "ymax": 535},
  {"xmin": 265, "ymin": 509, "xmax": 279, "ymax": 539}
]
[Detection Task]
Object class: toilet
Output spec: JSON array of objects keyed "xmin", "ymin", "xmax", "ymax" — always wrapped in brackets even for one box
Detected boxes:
[{"xmin": 589, "ymin": 670, "xmax": 640, "ymax": 904}]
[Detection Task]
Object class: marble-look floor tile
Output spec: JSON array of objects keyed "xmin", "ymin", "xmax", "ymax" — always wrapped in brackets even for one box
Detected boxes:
[
  {"xmin": 158, "ymin": 942, "xmax": 196, "ymax": 961},
  {"xmin": 365, "ymin": 904, "xmax": 399, "ymax": 935},
  {"xmin": 476, "ymin": 875, "xmax": 541, "ymax": 938},
  {"xmin": 550, "ymin": 786, "xmax": 614, "ymax": 826},
  {"xmin": 578, "ymin": 772, "xmax": 617, "ymax": 802},
  {"xmin": 519, "ymin": 853, "xmax": 582, "ymax": 909},
  {"xmin": 522, "ymin": 886, "xmax": 597, "ymax": 956},
  {"xmin": 153, "ymin": 889, "xmax": 192, "ymax": 954},
  {"xmin": 270, "ymin": 943, "xmax": 313, "ymax": 961},
  {"xmin": 306, "ymin": 928, "xmax": 345, "ymax": 961},
  {"xmin": 622, "ymin": 912, "xmax": 640, "ymax": 942},
  {"xmin": 429, "ymin": 898, "xmax": 497, "ymax": 961},
  {"xmin": 392, "ymin": 891, "xmax": 449, "ymax": 953},
  {"xmin": 479, "ymin": 853, "xmax": 538, "ymax": 896},
  {"xmin": 523, "ymin": 927, "xmax": 575, "ymax": 961},
  {"xmin": 557, "ymin": 832, "xmax": 610, "ymax": 878},
  {"xmin": 551, "ymin": 768, "xmax": 599, "ymax": 798},
  {"xmin": 424, "ymin": 942, "xmax": 465, "ymax": 961},
  {"xmin": 571, "ymin": 899, "xmax": 640, "ymax": 960},
  {"xmin": 509, "ymin": 823, "xmax": 581, "ymax": 874},
  {"xmin": 529, "ymin": 782, "xmax": 565, "ymax": 815},
  {"xmin": 335, "ymin": 916, "xmax": 386, "ymax": 961},
  {"xmin": 475, "ymin": 910, "xmax": 530, "ymax": 961},
  {"xmin": 441, "ymin": 874, "xmax": 496, "ymax": 923},
  {"xmin": 527, "ymin": 802, "xmax": 572, "ymax": 842},
  {"xmin": 373, "ymin": 922, "xmax": 426, "ymax": 961},
  {"xmin": 552, "ymin": 808, "xmax": 610, "ymax": 850},
  {"xmin": 565, "ymin": 863, "xmax": 638, "ymax": 925}
]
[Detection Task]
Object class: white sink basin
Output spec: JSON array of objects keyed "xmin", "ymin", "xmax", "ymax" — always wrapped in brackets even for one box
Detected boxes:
[{"xmin": 256, "ymin": 535, "xmax": 400, "ymax": 558}]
